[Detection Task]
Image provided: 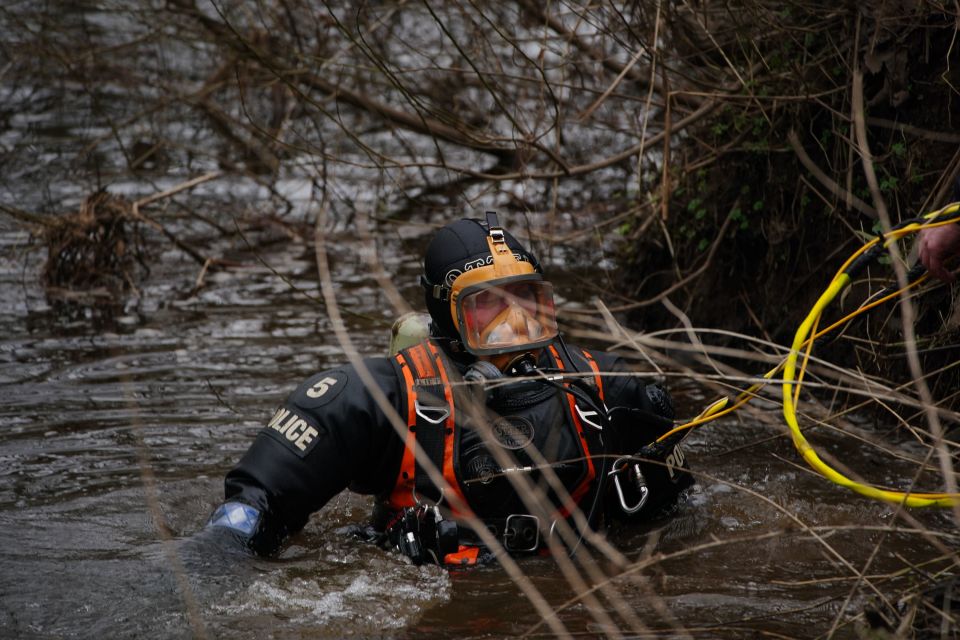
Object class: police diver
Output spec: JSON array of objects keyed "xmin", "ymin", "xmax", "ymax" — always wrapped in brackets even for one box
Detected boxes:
[{"xmin": 206, "ymin": 213, "xmax": 693, "ymax": 565}]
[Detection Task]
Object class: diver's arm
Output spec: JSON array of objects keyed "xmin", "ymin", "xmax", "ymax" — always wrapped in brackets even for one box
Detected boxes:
[
  {"xmin": 593, "ymin": 351, "xmax": 694, "ymax": 520},
  {"xmin": 206, "ymin": 358, "xmax": 404, "ymax": 555},
  {"xmin": 590, "ymin": 351, "xmax": 677, "ymax": 444}
]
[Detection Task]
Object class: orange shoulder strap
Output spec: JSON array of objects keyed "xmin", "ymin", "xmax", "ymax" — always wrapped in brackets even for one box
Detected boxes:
[
  {"xmin": 580, "ymin": 349, "xmax": 606, "ymax": 403},
  {"xmin": 547, "ymin": 345, "xmax": 597, "ymax": 515},
  {"xmin": 387, "ymin": 342, "xmax": 469, "ymax": 515}
]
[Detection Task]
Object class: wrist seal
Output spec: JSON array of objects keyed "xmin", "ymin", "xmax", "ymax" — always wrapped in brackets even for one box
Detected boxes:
[{"xmin": 207, "ymin": 501, "xmax": 261, "ymax": 537}]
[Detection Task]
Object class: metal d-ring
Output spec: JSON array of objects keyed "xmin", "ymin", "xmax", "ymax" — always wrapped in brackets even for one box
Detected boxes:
[
  {"xmin": 411, "ymin": 485, "xmax": 445, "ymax": 508},
  {"xmin": 414, "ymin": 399, "xmax": 450, "ymax": 424}
]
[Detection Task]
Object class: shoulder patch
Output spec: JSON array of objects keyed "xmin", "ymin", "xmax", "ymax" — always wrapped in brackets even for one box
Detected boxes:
[
  {"xmin": 295, "ymin": 370, "xmax": 348, "ymax": 408},
  {"xmin": 261, "ymin": 406, "xmax": 324, "ymax": 457}
]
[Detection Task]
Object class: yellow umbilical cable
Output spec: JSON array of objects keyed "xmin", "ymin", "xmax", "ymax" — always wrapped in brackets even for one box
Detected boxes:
[
  {"xmin": 781, "ymin": 202, "xmax": 960, "ymax": 507},
  {"xmin": 656, "ymin": 202, "xmax": 960, "ymax": 510},
  {"xmin": 793, "ymin": 312, "xmax": 821, "ymax": 407},
  {"xmin": 656, "ymin": 225, "xmax": 894, "ymax": 445},
  {"xmin": 655, "ymin": 272, "xmax": 926, "ymax": 444}
]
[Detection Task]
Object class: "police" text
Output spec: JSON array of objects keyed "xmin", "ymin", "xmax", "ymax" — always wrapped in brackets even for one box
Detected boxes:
[{"xmin": 267, "ymin": 407, "xmax": 319, "ymax": 452}]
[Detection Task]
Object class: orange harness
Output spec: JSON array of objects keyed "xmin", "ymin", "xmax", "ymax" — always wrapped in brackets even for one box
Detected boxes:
[
  {"xmin": 388, "ymin": 340, "xmax": 470, "ymax": 515},
  {"xmin": 547, "ymin": 344, "xmax": 604, "ymax": 518},
  {"xmin": 388, "ymin": 341, "xmax": 605, "ymax": 563}
]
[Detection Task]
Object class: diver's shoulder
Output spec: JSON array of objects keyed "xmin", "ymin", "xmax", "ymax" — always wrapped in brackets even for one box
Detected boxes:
[
  {"xmin": 288, "ymin": 356, "xmax": 399, "ymax": 408},
  {"xmin": 556, "ymin": 343, "xmax": 626, "ymax": 371}
]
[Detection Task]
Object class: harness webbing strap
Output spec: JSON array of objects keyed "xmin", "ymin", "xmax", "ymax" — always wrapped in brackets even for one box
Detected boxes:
[
  {"xmin": 581, "ymin": 350, "xmax": 605, "ymax": 403},
  {"xmin": 389, "ymin": 342, "xmax": 468, "ymax": 514},
  {"xmin": 408, "ymin": 344, "xmax": 435, "ymax": 379},
  {"xmin": 444, "ymin": 544, "xmax": 480, "ymax": 566},
  {"xmin": 388, "ymin": 353, "xmax": 418, "ymax": 508},
  {"xmin": 548, "ymin": 344, "xmax": 600, "ymax": 516},
  {"xmin": 427, "ymin": 341, "xmax": 461, "ymax": 506},
  {"xmin": 413, "ymin": 351, "xmax": 448, "ymax": 503}
]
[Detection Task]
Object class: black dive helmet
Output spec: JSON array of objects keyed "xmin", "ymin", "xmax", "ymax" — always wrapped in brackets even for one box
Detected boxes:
[{"xmin": 421, "ymin": 213, "xmax": 558, "ymax": 356}]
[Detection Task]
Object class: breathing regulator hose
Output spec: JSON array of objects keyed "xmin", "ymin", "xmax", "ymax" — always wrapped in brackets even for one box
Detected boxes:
[{"xmin": 656, "ymin": 201, "xmax": 960, "ymax": 507}]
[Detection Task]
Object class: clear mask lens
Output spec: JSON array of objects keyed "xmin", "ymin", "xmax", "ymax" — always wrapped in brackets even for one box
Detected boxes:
[{"xmin": 457, "ymin": 278, "xmax": 558, "ymax": 354}]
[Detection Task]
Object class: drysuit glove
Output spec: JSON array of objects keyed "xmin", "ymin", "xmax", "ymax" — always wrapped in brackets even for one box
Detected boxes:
[
  {"xmin": 202, "ymin": 501, "xmax": 284, "ymax": 556},
  {"xmin": 636, "ymin": 439, "xmax": 673, "ymax": 462},
  {"xmin": 174, "ymin": 504, "xmax": 263, "ymax": 574},
  {"xmin": 208, "ymin": 501, "xmax": 262, "ymax": 537},
  {"xmin": 607, "ymin": 405, "xmax": 676, "ymax": 452}
]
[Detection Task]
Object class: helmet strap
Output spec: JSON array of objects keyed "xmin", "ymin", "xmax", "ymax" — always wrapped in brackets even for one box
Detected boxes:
[{"xmin": 485, "ymin": 211, "xmax": 519, "ymax": 277}]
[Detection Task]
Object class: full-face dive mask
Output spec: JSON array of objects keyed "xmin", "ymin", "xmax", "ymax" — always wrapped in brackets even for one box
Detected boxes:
[
  {"xmin": 454, "ymin": 274, "xmax": 558, "ymax": 355},
  {"xmin": 422, "ymin": 212, "xmax": 559, "ymax": 356}
]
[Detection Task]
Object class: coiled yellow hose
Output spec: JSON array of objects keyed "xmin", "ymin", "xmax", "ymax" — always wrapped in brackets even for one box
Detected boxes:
[{"xmin": 658, "ymin": 202, "xmax": 960, "ymax": 507}]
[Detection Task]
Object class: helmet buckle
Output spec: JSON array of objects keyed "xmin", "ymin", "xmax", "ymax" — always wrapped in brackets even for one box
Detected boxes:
[{"xmin": 486, "ymin": 211, "xmax": 507, "ymax": 246}]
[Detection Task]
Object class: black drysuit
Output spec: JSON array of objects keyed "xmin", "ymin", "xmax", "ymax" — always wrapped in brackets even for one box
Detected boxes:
[{"xmin": 214, "ymin": 340, "xmax": 693, "ymax": 557}]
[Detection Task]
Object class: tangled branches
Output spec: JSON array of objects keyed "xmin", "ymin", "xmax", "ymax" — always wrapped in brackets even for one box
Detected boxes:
[
  {"xmin": 2, "ymin": 2, "xmax": 959, "ymax": 637},
  {"xmin": 42, "ymin": 190, "xmax": 145, "ymax": 301}
]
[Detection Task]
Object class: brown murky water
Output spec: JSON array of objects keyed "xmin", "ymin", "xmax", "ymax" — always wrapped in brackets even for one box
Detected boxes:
[
  {"xmin": 4, "ymin": 210, "xmax": 957, "ymax": 638},
  {"xmin": 2, "ymin": 4, "xmax": 957, "ymax": 639}
]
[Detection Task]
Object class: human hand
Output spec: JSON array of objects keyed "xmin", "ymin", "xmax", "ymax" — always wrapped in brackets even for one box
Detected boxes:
[{"xmin": 918, "ymin": 223, "xmax": 960, "ymax": 282}]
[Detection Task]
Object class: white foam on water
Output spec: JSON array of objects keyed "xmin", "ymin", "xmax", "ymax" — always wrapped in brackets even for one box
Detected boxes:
[{"xmin": 211, "ymin": 561, "xmax": 452, "ymax": 631}]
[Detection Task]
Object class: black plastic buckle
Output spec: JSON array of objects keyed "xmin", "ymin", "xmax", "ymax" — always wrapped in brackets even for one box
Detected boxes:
[
  {"xmin": 392, "ymin": 508, "xmax": 426, "ymax": 564},
  {"xmin": 419, "ymin": 275, "xmax": 449, "ymax": 301},
  {"xmin": 504, "ymin": 514, "xmax": 540, "ymax": 552}
]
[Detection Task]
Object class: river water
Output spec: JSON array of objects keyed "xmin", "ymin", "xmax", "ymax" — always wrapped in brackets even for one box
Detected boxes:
[
  {"xmin": 2, "ymin": 3, "xmax": 959, "ymax": 639},
  {"xmin": 10, "ymin": 214, "xmax": 957, "ymax": 640}
]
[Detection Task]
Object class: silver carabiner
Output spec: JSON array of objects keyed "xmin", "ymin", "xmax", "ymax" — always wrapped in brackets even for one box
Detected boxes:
[{"xmin": 609, "ymin": 457, "xmax": 649, "ymax": 514}]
